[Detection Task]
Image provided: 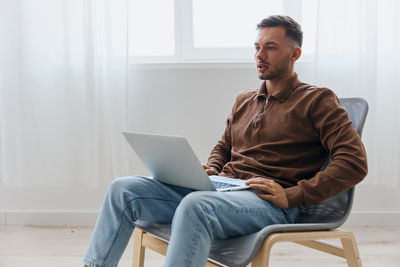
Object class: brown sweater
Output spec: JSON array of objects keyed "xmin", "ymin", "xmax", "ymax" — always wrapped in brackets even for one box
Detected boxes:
[{"xmin": 207, "ymin": 74, "xmax": 368, "ymax": 209}]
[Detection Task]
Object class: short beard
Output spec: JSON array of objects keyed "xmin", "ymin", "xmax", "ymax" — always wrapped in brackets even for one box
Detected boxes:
[
  {"xmin": 258, "ymin": 70, "xmax": 280, "ymax": 80},
  {"xmin": 258, "ymin": 54, "xmax": 291, "ymax": 80}
]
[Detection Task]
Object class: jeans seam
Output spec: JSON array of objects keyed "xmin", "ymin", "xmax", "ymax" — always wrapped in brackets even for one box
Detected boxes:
[
  {"xmin": 83, "ymin": 258, "xmax": 99, "ymax": 267},
  {"xmin": 98, "ymin": 196, "xmax": 181, "ymax": 266},
  {"xmin": 200, "ymin": 206, "xmax": 215, "ymax": 237},
  {"xmin": 217, "ymin": 206, "xmax": 284, "ymax": 217},
  {"xmin": 200, "ymin": 205, "xmax": 288, "ymax": 240},
  {"xmin": 181, "ymin": 206, "xmax": 214, "ymax": 267}
]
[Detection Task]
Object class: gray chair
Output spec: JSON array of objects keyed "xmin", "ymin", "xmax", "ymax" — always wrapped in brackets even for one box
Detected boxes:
[{"xmin": 132, "ymin": 98, "xmax": 368, "ymax": 267}]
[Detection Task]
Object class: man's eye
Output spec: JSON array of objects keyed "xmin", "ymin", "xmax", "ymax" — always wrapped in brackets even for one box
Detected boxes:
[
  {"xmin": 255, "ymin": 47, "xmax": 260, "ymax": 51},
  {"xmin": 267, "ymin": 46, "xmax": 276, "ymax": 50}
]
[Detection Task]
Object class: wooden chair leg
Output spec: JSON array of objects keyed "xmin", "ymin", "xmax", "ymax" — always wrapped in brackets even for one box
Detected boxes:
[
  {"xmin": 251, "ymin": 231, "xmax": 363, "ymax": 267},
  {"xmin": 341, "ymin": 232, "xmax": 362, "ymax": 267},
  {"xmin": 251, "ymin": 235, "xmax": 274, "ymax": 267},
  {"xmin": 132, "ymin": 227, "xmax": 146, "ymax": 267}
]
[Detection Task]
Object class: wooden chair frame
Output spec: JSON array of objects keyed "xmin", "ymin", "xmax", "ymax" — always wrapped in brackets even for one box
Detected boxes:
[{"xmin": 132, "ymin": 227, "xmax": 362, "ymax": 267}]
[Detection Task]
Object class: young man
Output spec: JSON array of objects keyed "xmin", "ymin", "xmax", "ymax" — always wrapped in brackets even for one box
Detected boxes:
[{"xmin": 83, "ymin": 15, "xmax": 367, "ymax": 267}]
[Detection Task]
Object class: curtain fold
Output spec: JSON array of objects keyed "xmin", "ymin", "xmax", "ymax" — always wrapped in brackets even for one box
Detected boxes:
[
  {"xmin": 314, "ymin": 0, "xmax": 400, "ymax": 188},
  {"xmin": 0, "ymin": 0, "xmax": 130, "ymax": 188}
]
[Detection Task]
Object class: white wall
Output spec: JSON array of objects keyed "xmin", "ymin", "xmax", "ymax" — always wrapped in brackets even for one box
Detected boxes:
[{"xmin": 1, "ymin": 62, "xmax": 399, "ymax": 226}]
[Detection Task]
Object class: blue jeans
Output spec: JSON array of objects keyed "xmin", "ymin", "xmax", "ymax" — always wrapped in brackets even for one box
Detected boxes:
[{"xmin": 83, "ymin": 176, "xmax": 299, "ymax": 267}]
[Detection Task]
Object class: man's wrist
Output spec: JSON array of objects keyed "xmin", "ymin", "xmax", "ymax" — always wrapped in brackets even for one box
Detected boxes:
[{"xmin": 284, "ymin": 186, "xmax": 303, "ymax": 209}]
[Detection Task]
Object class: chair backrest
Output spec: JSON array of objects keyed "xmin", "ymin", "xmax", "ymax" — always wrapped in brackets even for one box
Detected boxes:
[{"xmin": 296, "ymin": 98, "xmax": 368, "ymax": 226}]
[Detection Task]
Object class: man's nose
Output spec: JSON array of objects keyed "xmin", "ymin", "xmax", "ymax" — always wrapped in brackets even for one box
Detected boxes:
[{"xmin": 255, "ymin": 48, "xmax": 265, "ymax": 60}]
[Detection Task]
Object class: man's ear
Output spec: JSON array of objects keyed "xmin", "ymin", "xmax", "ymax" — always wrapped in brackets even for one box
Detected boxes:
[{"xmin": 292, "ymin": 46, "xmax": 302, "ymax": 61}]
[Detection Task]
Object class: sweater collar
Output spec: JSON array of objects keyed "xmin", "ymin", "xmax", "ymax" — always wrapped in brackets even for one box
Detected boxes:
[{"xmin": 256, "ymin": 73, "xmax": 301, "ymax": 102}]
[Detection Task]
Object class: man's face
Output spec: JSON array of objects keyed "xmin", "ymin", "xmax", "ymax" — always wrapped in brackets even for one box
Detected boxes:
[{"xmin": 254, "ymin": 26, "xmax": 297, "ymax": 80}]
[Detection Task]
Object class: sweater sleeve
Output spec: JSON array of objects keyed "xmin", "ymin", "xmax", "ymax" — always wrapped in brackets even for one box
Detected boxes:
[
  {"xmin": 206, "ymin": 89, "xmax": 248, "ymax": 174},
  {"xmin": 206, "ymin": 112, "xmax": 233, "ymax": 173},
  {"xmin": 284, "ymin": 89, "xmax": 368, "ymax": 208}
]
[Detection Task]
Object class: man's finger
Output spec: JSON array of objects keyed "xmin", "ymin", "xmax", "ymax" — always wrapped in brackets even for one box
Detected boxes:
[
  {"xmin": 203, "ymin": 167, "xmax": 218, "ymax": 175},
  {"xmin": 257, "ymin": 193, "xmax": 289, "ymax": 209},
  {"xmin": 248, "ymin": 183, "xmax": 273, "ymax": 193},
  {"xmin": 246, "ymin": 178, "xmax": 275, "ymax": 185},
  {"xmin": 257, "ymin": 194, "xmax": 274, "ymax": 201},
  {"xmin": 246, "ymin": 177, "xmax": 264, "ymax": 183}
]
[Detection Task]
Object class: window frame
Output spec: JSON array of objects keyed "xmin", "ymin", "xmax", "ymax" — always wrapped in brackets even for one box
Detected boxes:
[{"xmin": 129, "ymin": 0, "xmax": 314, "ymax": 64}]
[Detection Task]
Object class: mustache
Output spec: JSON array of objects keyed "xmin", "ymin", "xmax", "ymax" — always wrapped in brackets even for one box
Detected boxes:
[{"xmin": 257, "ymin": 62, "xmax": 270, "ymax": 67}]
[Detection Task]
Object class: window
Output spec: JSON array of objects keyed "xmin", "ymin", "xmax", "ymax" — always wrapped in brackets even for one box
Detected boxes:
[
  {"xmin": 192, "ymin": 0, "xmax": 283, "ymax": 48},
  {"xmin": 129, "ymin": 0, "xmax": 317, "ymax": 63},
  {"xmin": 129, "ymin": 0, "xmax": 175, "ymax": 56}
]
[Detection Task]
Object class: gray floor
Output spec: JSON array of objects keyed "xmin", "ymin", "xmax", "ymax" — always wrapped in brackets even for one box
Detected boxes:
[{"xmin": 0, "ymin": 225, "xmax": 399, "ymax": 267}]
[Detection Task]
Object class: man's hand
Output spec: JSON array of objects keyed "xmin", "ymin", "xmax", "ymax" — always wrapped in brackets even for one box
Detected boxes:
[
  {"xmin": 202, "ymin": 165, "xmax": 218, "ymax": 175},
  {"xmin": 245, "ymin": 178, "xmax": 289, "ymax": 209}
]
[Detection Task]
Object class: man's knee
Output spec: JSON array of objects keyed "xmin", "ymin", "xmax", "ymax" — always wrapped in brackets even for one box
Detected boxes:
[
  {"xmin": 106, "ymin": 176, "xmax": 148, "ymax": 201},
  {"xmin": 108, "ymin": 176, "xmax": 132, "ymax": 194},
  {"xmin": 177, "ymin": 191, "xmax": 217, "ymax": 216},
  {"xmin": 173, "ymin": 191, "xmax": 222, "ymax": 238}
]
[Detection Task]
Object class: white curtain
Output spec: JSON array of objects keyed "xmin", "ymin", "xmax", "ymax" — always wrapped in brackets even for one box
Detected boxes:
[
  {"xmin": 0, "ymin": 0, "xmax": 130, "ymax": 188},
  {"xmin": 314, "ymin": 0, "xmax": 400, "ymax": 188},
  {"xmin": 1, "ymin": 0, "xmax": 399, "ymax": 192}
]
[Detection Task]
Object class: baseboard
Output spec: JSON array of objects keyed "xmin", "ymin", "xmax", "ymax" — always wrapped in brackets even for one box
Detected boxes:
[
  {"xmin": 1, "ymin": 211, "xmax": 99, "ymax": 226},
  {"xmin": 344, "ymin": 210, "xmax": 400, "ymax": 226},
  {"xmin": 1, "ymin": 210, "xmax": 399, "ymax": 226}
]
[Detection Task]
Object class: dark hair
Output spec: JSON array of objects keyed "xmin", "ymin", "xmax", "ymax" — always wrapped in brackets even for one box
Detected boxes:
[{"xmin": 256, "ymin": 15, "xmax": 303, "ymax": 47}]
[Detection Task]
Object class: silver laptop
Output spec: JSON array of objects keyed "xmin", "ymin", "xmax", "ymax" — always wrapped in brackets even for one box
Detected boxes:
[{"xmin": 123, "ymin": 132, "xmax": 249, "ymax": 192}]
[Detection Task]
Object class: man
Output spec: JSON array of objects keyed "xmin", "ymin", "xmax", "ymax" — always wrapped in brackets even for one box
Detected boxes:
[{"xmin": 83, "ymin": 15, "xmax": 367, "ymax": 267}]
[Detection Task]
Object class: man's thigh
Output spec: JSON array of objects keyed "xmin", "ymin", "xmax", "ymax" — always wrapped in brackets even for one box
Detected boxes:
[
  {"xmin": 111, "ymin": 176, "xmax": 194, "ymax": 200},
  {"xmin": 175, "ymin": 190, "xmax": 299, "ymax": 239},
  {"xmin": 109, "ymin": 176, "xmax": 194, "ymax": 223}
]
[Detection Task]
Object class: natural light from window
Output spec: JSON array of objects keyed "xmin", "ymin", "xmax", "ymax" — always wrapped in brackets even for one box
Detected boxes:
[
  {"xmin": 192, "ymin": 0, "xmax": 283, "ymax": 48},
  {"xmin": 129, "ymin": 0, "xmax": 317, "ymax": 61}
]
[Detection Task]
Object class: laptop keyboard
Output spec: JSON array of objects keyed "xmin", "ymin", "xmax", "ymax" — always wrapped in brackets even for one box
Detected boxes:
[{"xmin": 212, "ymin": 181, "xmax": 240, "ymax": 189}]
